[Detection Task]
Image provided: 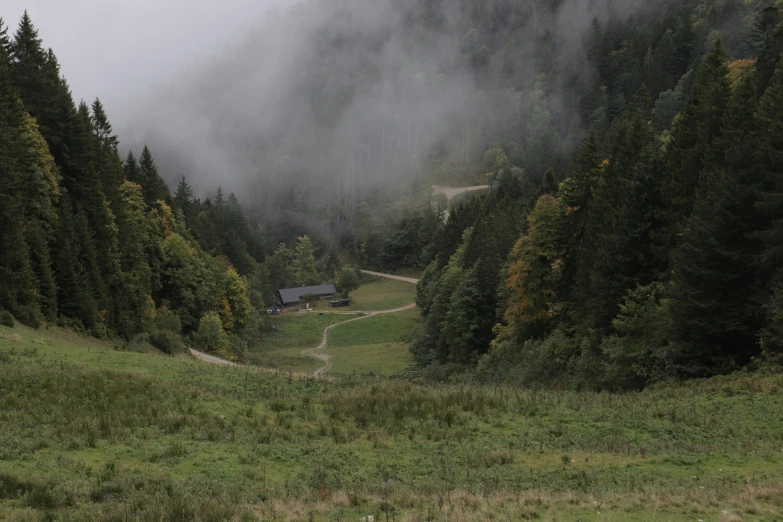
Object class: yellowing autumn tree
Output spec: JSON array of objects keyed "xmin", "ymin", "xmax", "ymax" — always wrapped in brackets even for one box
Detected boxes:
[{"xmin": 498, "ymin": 194, "xmax": 563, "ymax": 344}]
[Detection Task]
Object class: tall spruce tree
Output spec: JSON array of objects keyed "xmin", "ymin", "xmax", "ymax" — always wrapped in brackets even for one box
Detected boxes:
[
  {"xmin": 659, "ymin": 38, "xmax": 731, "ymax": 262},
  {"xmin": 669, "ymin": 71, "xmax": 765, "ymax": 376},
  {"xmin": 138, "ymin": 145, "xmax": 171, "ymax": 205}
]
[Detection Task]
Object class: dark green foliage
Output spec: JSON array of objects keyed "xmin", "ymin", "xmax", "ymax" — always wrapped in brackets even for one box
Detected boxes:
[
  {"xmin": 659, "ymin": 39, "xmax": 731, "ymax": 251},
  {"xmin": 752, "ymin": 6, "xmax": 783, "ymax": 96},
  {"xmin": 668, "ymin": 71, "xmax": 765, "ymax": 375},
  {"xmin": 0, "ymin": 310, "xmax": 14, "ymax": 327},
  {"xmin": 138, "ymin": 145, "xmax": 171, "ymax": 206},
  {"xmin": 335, "ymin": 267, "xmax": 362, "ymax": 295},
  {"xmin": 0, "ymin": 12, "xmax": 259, "ymax": 344},
  {"xmin": 148, "ymin": 329, "xmax": 187, "ymax": 355}
]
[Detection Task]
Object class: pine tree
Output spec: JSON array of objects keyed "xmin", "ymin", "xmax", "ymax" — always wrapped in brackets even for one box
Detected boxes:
[
  {"xmin": 53, "ymin": 194, "xmax": 96, "ymax": 327},
  {"xmin": 0, "ymin": 17, "xmax": 11, "ymax": 61},
  {"xmin": 669, "ymin": 71, "xmax": 765, "ymax": 376},
  {"xmin": 752, "ymin": 6, "xmax": 783, "ymax": 96},
  {"xmin": 138, "ymin": 145, "xmax": 171, "ymax": 205},
  {"xmin": 26, "ymin": 221, "xmax": 57, "ymax": 321},
  {"xmin": 90, "ymin": 98, "xmax": 117, "ymax": 150},
  {"xmin": 442, "ymin": 256, "xmax": 500, "ymax": 365},
  {"xmin": 571, "ymin": 95, "xmax": 661, "ymax": 336},
  {"xmin": 659, "ymin": 38, "xmax": 731, "ymax": 261},
  {"xmin": 89, "ymin": 98, "xmax": 124, "ymax": 205},
  {"xmin": 559, "ymin": 130, "xmax": 604, "ymax": 291},
  {"xmin": 756, "ymin": 66, "xmax": 783, "ymax": 275},
  {"xmin": 9, "ymin": 12, "xmax": 47, "ymax": 115},
  {"xmin": 174, "ymin": 175, "xmax": 195, "ymax": 220},
  {"xmin": 124, "ymin": 150, "xmax": 140, "ymax": 183}
]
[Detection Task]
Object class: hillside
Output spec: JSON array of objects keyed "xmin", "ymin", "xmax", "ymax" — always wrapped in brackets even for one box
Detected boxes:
[{"xmin": 2, "ymin": 322, "xmax": 783, "ymax": 521}]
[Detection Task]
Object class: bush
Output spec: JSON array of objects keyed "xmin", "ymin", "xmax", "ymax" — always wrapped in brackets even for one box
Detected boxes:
[
  {"xmin": 149, "ymin": 329, "xmax": 187, "ymax": 355},
  {"xmin": 336, "ymin": 267, "xmax": 362, "ymax": 295},
  {"xmin": 0, "ymin": 311, "xmax": 14, "ymax": 328},
  {"xmin": 228, "ymin": 335, "xmax": 248, "ymax": 361},
  {"xmin": 154, "ymin": 308, "xmax": 182, "ymax": 334},
  {"xmin": 192, "ymin": 312, "xmax": 229, "ymax": 354}
]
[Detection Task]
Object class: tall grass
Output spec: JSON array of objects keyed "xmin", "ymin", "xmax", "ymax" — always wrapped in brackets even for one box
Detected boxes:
[{"xmin": 1, "ymin": 324, "xmax": 783, "ymax": 520}]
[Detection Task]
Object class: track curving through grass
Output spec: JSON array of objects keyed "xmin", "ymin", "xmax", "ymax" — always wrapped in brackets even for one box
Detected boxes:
[{"xmin": 302, "ymin": 270, "xmax": 418, "ymax": 377}]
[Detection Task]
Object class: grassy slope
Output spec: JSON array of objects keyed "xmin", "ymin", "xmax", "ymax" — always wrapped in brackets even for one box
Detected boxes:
[
  {"xmin": 327, "ymin": 309, "xmax": 419, "ymax": 375},
  {"xmin": 248, "ymin": 277, "xmax": 417, "ymax": 373},
  {"xmin": 342, "ymin": 277, "xmax": 416, "ymax": 311},
  {"xmin": 2, "ymin": 323, "xmax": 783, "ymax": 521},
  {"xmin": 247, "ymin": 312, "xmax": 348, "ymax": 372}
]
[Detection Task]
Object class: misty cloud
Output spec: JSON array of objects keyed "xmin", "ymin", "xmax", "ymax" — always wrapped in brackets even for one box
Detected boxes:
[
  {"xmin": 121, "ymin": 0, "xmax": 667, "ymax": 204},
  {"xmin": 1, "ymin": 0, "xmax": 283, "ymax": 118}
]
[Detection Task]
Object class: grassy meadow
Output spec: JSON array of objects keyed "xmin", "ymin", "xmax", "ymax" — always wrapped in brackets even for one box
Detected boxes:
[
  {"xmin": 327, "ymin": 309, "xmax": 419, "ymax": 376},
  {"xmin": 2, "ymin": 321, "xmax": 783, "ymax": 521},
  {"xmin": 341, "ymin": 277, "xmax": 416, "ymax": 311},
  {"xmin": 247, "ymin": 312, "xmax": 348, "ymax": 373}
]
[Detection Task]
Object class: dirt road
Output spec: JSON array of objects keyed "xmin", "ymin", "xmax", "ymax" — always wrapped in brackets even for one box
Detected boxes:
[
  {"xmin": 432, "ymin": 185, "xmax": 489, "ymax": 221},
  {"xmin": 432, "ymin": 185, "xmax": 490, "ymax": 201},
  {"xmin": 189, "ymin": 348, "xmax": 238, "ymax": 366},
  {"xmin": 302, "ymin": 272, "xmax": 419, "ymax": 377},
  {"xmin": 191, "ymin": 271, "xmax": 420, "ymax": 377},
  {"xmin": 359, "ymin": 270, "xmax": 419, "ymax": 285}
]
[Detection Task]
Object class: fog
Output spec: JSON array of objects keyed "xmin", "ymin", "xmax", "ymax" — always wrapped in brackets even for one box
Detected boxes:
[
  {"xmin": 1, "ymin": 0, "xmax": 283, "ymax": 119},
  {"xmin": 4, "ymin": 0, "xmax": 663, "ymax": 206},
  {"xmin": 116, "ymin": 0, "xmax": 665, "ymax": 204}
]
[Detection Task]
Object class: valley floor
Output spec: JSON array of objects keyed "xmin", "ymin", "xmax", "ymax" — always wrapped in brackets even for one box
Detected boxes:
[{"xmin": 1, "ymin": 321, "xmax": 783, "ymax": 521}]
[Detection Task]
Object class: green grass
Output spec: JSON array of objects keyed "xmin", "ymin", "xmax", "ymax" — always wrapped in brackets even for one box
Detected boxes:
[
  {"xmin": 343, "ymin": 277, "xmax": 416, "ymax": 311},
  {"xmin": 247, "ymin": 312, "xmax": 348, "ymax": 372},
  {"xmin": 327, "ymin": 309, "xmax": 419, "ymax": 375},
  {"xmin": 2, "ymin": 322, "xmax": 783, "ymax": 521}
]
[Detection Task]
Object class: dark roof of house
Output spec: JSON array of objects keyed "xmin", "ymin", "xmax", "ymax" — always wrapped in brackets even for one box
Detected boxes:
[{"xmin": 278, "ymin": 284, "xmax": 337, "ymax": 304}]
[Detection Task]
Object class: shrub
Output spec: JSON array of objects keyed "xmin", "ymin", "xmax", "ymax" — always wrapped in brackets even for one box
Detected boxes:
[
  {"xmin": 0, "ymin": 311, "xmax": 14, "ymax": 328},
  {"xmin": 192, "ymin": 312, "xmax": 229, "ymax": 354},
  {"xmin": 336, "ymin": 267, "xmax": 362, "ymax": 295},
  {"xmin": 149, "ymin": 329, "xmax": 187, "ymax": 355},
  {"xmin": 154, "ymin": 308, "xmax": 182, "ymax": 334},
  {"xmin": 228, "ymin": 335, "xmax": 248, "ymax": 361}
]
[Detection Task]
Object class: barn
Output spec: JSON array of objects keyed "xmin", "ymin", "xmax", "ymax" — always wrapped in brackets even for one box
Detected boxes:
[{"xmin": 277, "ymin": 284, "xmax": 337, "ymax": 308}]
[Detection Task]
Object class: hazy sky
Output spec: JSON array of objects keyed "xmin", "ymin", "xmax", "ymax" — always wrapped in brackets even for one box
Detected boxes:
[{"xmin": 1, "ymin": 0, "xmax": 284, "ymax": 120}]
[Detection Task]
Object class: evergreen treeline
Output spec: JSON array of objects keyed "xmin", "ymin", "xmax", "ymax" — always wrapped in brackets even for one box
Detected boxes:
[
  {"xmin": 414, "ymin": 1, "xmax": 783, "ymax": 388},
  {"xmin": 0, "ymin": 13, "xmax": 269, "ymax": 359}
]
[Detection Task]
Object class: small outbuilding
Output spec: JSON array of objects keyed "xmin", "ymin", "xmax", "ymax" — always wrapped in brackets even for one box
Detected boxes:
[{"xmin": 277, "ymin": 284, "xmax": 337, "ymax": 308}]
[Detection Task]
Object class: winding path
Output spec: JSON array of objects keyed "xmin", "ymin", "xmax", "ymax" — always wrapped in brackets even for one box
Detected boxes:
[
  {"xmin": 432, "ymin": 184, "xmax": 490, "ymax": 221},
  {"xmin": 191, "ymin": 270, "xmax": 420, "ymax": 377},
  {"xmin": 301, "ymin": 270, "xmax": 419, "ymax": 377}
]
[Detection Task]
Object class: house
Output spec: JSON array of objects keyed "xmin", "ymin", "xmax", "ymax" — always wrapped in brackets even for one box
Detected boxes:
[{"xmin": 277, "ymin": 284, "xmax": 337, "ymax": 308}]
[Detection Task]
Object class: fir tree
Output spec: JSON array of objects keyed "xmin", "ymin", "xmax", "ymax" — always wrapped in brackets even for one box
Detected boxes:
[
  {"xmin": 659, "ymin": 38, "xmax": 731, "ymax": 262},
  {"xmin": 124, "ymin": 150, "xmax": 140, "ymax": 183},
  {"xmin": 138, "ymin": 145, "xmax": 171, "ymax": 205},
  {"xmin": 669, "ymin": 71, "xmax": 765, "ymax": 376},
  {"xmin": 0, "ymin": 17, "xmax": 11, "ymax": 61},
  {"xmin": 752, "ymin": 6, "xmax": 783, "ymax": 96},
  {"xmin": 174, "ymin": 175, "xmax": 195, "ymax": 220}
]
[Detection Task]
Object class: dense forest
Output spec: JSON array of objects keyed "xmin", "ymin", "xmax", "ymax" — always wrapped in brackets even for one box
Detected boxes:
[
  {"xmin": 0, "ymin": 13, "xmax": 347, "ymax": 360},
  {"xmin": 3, "ymin": 0, "xmax": 783, "ymax": 389},
  {"xmin": 412, "ymin": 0, "xmax": 783, "ymax": 389}
]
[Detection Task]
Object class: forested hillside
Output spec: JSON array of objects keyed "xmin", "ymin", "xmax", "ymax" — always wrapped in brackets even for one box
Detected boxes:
[
  {"xmin": 0, "ymin": 13, "xmax": 288, "ymax": 359},
  {"xmin": 413, "ymin": 0, "xmax": 783, "ymax": 389}
]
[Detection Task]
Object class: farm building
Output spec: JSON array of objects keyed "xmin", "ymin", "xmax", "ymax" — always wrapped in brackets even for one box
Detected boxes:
[{"xmin": 277, "ymin": 284, "xmax": 337, "ymax": 308}]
